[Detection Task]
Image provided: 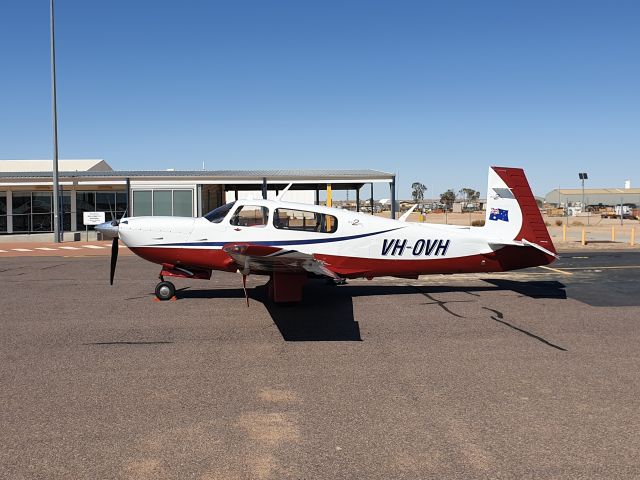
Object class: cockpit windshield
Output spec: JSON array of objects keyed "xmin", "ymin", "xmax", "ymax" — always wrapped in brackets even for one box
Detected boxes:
[{"xmin": 204, "ymin": 201, "xmax": 236, "ymax": 223}]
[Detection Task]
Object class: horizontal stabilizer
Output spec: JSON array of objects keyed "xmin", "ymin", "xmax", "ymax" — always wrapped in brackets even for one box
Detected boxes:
[
  {"xmin": 488, "ymin": 239, "xmax": 559, "ymax": 259},
  {"xmin": 398, "ymin": 204, "xmax": 418, "ymax": 222}
]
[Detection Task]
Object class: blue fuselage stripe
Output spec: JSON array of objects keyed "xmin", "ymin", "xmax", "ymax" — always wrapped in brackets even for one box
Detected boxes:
[{"xmin": 146, "ymin": 227, "xmax": 403, "ymax": 248}]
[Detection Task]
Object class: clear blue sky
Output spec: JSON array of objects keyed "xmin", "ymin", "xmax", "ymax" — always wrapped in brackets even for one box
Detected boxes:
[{"xmin": 1, "ymin": 0, "xmax": 638, "ymax": 199}]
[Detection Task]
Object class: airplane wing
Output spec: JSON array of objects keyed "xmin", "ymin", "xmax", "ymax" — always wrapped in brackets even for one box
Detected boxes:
[{"xmin": 222, "ymin": 243, "xmax": 341, "ymax": 279}]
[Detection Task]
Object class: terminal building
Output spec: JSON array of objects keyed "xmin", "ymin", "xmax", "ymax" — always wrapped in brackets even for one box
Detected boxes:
[{"xmin": 0, "ymin": 160, "xmax": 395, "ymax": 235}]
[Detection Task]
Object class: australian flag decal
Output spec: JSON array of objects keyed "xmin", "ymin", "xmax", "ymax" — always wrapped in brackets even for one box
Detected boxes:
[{"xmin": 489, "ymin": 208, "xmax": 509, "ymax": 222}]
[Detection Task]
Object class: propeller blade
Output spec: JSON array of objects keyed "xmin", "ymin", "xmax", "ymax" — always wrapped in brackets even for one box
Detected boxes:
[{"xmin": 110, "ymin": 237, "xmax": 119, "ymax": 285}]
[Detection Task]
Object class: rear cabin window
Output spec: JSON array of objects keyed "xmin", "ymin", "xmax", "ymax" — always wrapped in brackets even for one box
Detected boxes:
[
  {"xmin": 273, "ymin": 208, "xmax": 338, "ymax": 233},
  {"xmin": 230, "ymin": 205, "xmax": 269, "ymax": 227}
]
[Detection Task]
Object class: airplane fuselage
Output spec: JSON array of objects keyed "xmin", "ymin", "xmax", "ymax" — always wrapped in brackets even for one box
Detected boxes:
[{"xmin": 115, "ymin": 199, "xmax": 553, "ymax": 280}]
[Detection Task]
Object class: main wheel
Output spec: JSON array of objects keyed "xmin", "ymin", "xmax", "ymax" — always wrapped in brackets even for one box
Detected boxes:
[{"xmin": 155, "ymin": 281, "xmax": 176, "ymax": 301}]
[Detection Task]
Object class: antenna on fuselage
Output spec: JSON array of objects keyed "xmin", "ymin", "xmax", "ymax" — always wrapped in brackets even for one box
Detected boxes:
[{"xmin": 275, "ymin": 183, "xmax": 293, "ymax": 201}]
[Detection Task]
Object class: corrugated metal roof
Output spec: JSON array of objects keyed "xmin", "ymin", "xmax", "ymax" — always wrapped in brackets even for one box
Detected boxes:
[{"xmin": 0, "ymin": 169, "xmax": 394, "ymax": 180}]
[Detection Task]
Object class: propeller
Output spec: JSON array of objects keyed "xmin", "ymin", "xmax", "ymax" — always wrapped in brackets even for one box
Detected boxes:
[
  {"xmin": 110, "ymin": 236, "xmax": 119, "ymax": 285},
  {"xmin": 108, "ymin": 211, "xmax": 126, "ymax": 285},
  {"xmin": 95, "ymin": 213, "xmax": 124, "ymax": 286}
]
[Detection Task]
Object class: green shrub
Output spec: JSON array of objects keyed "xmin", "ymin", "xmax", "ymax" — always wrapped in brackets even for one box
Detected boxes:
[{"xmin": 555, "ymin": 220, "xmax": 563, "ymax": 226}]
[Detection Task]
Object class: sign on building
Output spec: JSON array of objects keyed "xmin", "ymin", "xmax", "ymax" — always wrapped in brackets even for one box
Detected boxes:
[{"xmin": 83, "ymin": 211, "xmax": 106, "ymax": 225}]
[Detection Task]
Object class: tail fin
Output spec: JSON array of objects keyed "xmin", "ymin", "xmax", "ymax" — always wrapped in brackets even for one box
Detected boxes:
[{"xmin": 484, "ymin": 166, "xmax": 556, "ymax": 255}]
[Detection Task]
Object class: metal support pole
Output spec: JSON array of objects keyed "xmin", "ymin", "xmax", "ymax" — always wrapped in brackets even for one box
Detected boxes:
[
  {"xmin": 326, "ymin": 184, "xmax": 332, "ymax": 207},
  {"xmin": 390, "ymin": 177, "xmax": 396, "ymax": 219},
  {"xmin": 620, "ymin": 198, "xmax": 624, "ymax": 226},
  {"xmin": 126, "ymin": 177, "xmax": 131, "ymax": 216},
  {"xmin": 196, "ymin": 184, "xmax": 202, "ymax": 217},
  {"xmin": 50, "ymin": 0, "xmax": 61, "ymax": 242},
  {"xmin": 315, "ymin": 188, "xmax": 319, "ymax": 206},
  {"xmin": 370, "ymin": 183, "xmax": 374, "ymax": 215},
  {"xmin": 355, "ymin": 187, "xmax": 360, "ymax": 212},
  {"xmin": 262, "ymin": 178, "xmax": 267, "ymax": 199},
  {"xmin": 6, "ymin": 191, "xmax": 13, "ymax": 233}
]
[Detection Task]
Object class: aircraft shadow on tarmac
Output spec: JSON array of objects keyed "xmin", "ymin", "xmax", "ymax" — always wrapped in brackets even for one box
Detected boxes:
[
  {"xmin": 178, "ymin": 283, "xmax": 361, "ymax": 341},
  {"xmin": 177, "ymin": 279, "xmax": 567, "ymax": 342}
]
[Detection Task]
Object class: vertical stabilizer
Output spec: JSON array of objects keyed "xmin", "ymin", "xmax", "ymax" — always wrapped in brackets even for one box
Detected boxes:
[{"xmin": 484, "ymin": 166, "xmax": 556, "ymax": 254}]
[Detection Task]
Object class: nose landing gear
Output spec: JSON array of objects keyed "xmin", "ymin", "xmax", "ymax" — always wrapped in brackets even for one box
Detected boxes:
[
  {"xmin": 155, "ymin": 278, "xmax": 176, "ymax": 301},
  {"xmin": 153, "ymin": 265, "xmax": 211, "ymax": 301}
]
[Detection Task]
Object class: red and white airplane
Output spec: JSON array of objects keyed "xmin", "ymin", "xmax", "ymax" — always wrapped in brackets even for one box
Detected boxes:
[{"xmin": 97, "ymin": 166, "xmax": 557, "ymax": 303}]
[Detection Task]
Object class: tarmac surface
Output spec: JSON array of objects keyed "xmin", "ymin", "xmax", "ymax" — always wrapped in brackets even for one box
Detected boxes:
[{"xmin": 1, "ymin": 251, "xmax": 640, "ymax": 479}]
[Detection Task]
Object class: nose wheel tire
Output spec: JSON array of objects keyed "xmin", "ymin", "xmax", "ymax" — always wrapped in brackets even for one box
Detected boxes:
[{"xmin": 155, "ymin": 281, "xmax": 176, "ymax": 301}]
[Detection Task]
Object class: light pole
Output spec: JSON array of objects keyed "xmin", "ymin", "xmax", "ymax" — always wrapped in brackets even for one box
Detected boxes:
[
  {"xmin": 50, "ymin": 0, "xmax": 61, "ymax": 242},
  {"xmin": 579, "ymin": 172, "xmax": 588, "ymax": 225}
]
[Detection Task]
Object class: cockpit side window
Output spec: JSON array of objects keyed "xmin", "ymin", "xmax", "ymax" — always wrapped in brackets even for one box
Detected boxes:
[
  {"xmin": 273, "ymin": 208, "xmax": 338, "ymax": 233},
  {"xmin": 229, "ymin": 205, "xmax": 269, "ymax": 227},
  {"xmin": 204, "ymin": 201, "xmax": 235, "ymax": 223}
]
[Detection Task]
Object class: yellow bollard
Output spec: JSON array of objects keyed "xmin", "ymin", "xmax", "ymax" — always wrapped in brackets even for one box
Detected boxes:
[
  {"xmin": 631, "ymin": 227, "xmax": 636, "ymax": 246},
  {"xmin": 611, "ymin": 226, "xmax": 615, "ymax": 242},
  {"xmin": 581, "ymin": 227, "xmax": 586, "ymax": 246},
  {"xmin": 562, "ymin": 223, "xmax": 567, "ymax": 242}
]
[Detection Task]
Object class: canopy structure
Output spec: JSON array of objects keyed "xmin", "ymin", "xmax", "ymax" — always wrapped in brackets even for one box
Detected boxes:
[{"xmin": 0, "ymin": 166, "xmax": 396, "ymax": 235}]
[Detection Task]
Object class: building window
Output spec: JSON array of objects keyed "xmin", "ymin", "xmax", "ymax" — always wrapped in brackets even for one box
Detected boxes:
[
  {"xmin": 173, "ymin": 190, "xmax": 193, "ymax": 217},
  {"xmin": 132, "ymin": 189, "xmax": 193, "ymax": 217},
  {"xmin": 132, "ymin": 191, "xmax": 152, "ymax": 216},
  {"xmin": 0, "ymin": 192, "xmax": 6, "ymax": 233},
  {"xmin": 9, "ymin": 191, "xmax": 71, "ymax": 233},
  {"xmin": 273, "ymin": 208, "xmax": 338, "ymax": 233},
  {"xmin": 77, "ymin": 191, "xmax": 127, "ymax": 229},
  {"xmin": 153, "ymin": 190, "xmax": 172, "ymax": 216}
]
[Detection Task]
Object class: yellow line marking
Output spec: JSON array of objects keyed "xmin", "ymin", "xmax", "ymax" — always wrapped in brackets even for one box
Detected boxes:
[
  {"xmin": 537, "ymin": 265, "xmax": 573, "ymax": 275},
  {"xmin": 561, "ymin": 265, "xmax": 640, "ymax": 270}
]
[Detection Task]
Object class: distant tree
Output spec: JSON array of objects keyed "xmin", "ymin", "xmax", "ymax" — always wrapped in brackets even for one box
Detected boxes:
[
  {"xmin": 458, "ymin": 188, "xmax": 480, "ymax": 204},
  {"xmin": 440, "ymin": 189, "xmax": 456, "ymax": 209},
  {"xmin": 411, "ymin": 182, "xmax": 427, "ymax": 202}
]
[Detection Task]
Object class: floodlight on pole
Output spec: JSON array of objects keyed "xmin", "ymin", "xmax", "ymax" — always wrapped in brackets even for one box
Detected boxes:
[
  {"xmin": 578, "ymin": 172, "xmax": 588, "ymax": 225},
  {"xmin": 50, "ymin": 0, "xmax": 61, "ymax": 242}
]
